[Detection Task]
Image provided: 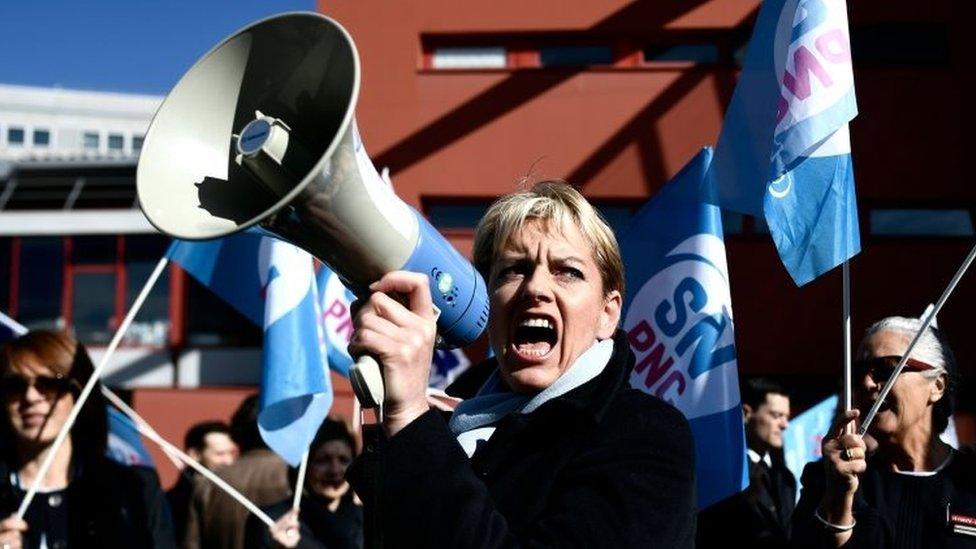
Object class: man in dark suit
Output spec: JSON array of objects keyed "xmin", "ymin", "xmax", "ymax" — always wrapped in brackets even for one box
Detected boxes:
[{"xmin": 698, "ymin": 377, "xmax": 796, "ymax": 548}]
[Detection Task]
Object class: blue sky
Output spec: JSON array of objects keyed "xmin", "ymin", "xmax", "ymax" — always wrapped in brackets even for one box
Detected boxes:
[{"xmin": 0, "ymin": 0, "xmax": 315, "ymax": 96}]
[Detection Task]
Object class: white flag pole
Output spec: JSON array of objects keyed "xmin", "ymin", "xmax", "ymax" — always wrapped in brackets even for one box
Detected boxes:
[
  {"xmin": 859, "ymin": 242, "xmax": 976, "ymax": 435},
  {"xmin": 100, "ymin": 387, "xmax": 275, "ymax": 527},
  {"xmin": 16, "ymin": 255, "xmax": 170, "ymax": 520},
  {"xmin": 292, "ymin": 450, "xmax": 310, "ymax": 510},
  {"xmin": 842, "ymin": 261, "xmax": 853, "ymax": 434}
]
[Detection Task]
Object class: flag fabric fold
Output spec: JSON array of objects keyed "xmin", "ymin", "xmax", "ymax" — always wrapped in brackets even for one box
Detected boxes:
[
  {"xmin": 706, "ymin": 0, "xmax": 860, "ymax": 285},
  {"xmin": 169, "ymin": 236, "xmax": 331, "ymax": 467},
  {"xmin": 620, "ymin": 148, "xmax": 748, "ymax": 509}
]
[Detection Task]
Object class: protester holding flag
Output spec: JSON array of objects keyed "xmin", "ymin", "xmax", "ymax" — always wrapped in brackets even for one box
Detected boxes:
[
  {"xmin": 793, "ymin": 317, "xmax": 976, "ymax": 547},
  {"xmin": 185, "ymin": 395, "xmax": 289, "ymax": 549},
  {"xmin": 0, "ymin": 330, "xmax": 174, "ymax": 548},
  {"xmin": 346, "ymin": 182, "xmax": 696, "ymax": 547},
  {"xmin": 245, "ymin": 417, "xmax": 362, "ymax": 549}
]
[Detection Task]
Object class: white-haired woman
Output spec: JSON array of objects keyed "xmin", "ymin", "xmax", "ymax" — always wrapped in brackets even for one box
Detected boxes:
[
  {"xmin": 792, "ymin": 316, "xmax": 976, "ymax": 548},
  {"xmin": 346, "ymin": 182, "xmax": 696, "ymax": 547}
]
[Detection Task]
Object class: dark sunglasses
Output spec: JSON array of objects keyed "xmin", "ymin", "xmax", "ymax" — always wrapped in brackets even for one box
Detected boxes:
[
  {"xmin": 853, "ymin": 355, "xmax": 936, "ymax": 383},
  {"xmin": 0, "ymin": 374, "xmax": 77, "ymax": 398}
]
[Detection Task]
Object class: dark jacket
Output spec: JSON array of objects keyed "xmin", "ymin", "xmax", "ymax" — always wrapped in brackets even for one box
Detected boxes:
[
  {"xmin": 697, "ymin": 451, "xmax": 796, "ymax": 548},
  {"xmin": 0, "ymin": 458, "xmax": 176, "ymax": 548},
  {"xmin": 348, "ymin": 330, "xmax": 697, "ymax": 548},
  {"xmin": 243, "ymin": 491, "xmax": 363, "ymax": 549},
  {"xmin": 167, "ymin": 471, "xmax": 194, "ymax": 544},
  {"xmin": 792, "ymin": 449, "xmax": 976, "ymax": 548}
]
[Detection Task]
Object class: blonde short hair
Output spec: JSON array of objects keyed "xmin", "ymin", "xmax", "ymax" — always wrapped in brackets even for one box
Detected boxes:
[{"xmin": 473, "ymin": 181, "xmax": 624, "ymax": 296}]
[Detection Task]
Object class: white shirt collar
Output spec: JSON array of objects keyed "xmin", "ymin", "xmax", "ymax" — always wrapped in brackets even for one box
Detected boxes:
[{"xmin": 747, "ymin": 449, "xmax": 772, "ymax": 468}]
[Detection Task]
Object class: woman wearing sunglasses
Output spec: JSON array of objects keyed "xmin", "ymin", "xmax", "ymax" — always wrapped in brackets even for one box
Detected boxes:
[
  {"xmin": 792, "ymin": 316, "xmax": 976, "ymax": 548},
  {"xmin": 0, "ymin": 330, "xmax": 175, "ymax": 549}
]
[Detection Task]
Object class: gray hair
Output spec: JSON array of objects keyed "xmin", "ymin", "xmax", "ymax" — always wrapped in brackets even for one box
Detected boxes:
[{"xmin": 861, "ymin": 316, "xmax": 950, "ymax": 380}]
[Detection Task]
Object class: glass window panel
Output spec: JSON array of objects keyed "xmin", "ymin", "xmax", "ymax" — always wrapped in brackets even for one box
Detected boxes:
[
  {"xmin": 8, "ymin": 128, "xmax": 25, "ymax": 146},
  {"xmin": 186, "ymin": 277, "xmax": 261, "ymax": 346},
  {"xmin": 870, "ymin": 209, "xmax": 974, "ymax": 236},
  {"xmin": 123, "ymin": 235, "xmax": 170, "ymax": 346},
  {"xmin": 540, "ymin": 46, "xmax": 614, "ymax": 67},
  {"xmin": 425, "ymin": 202, "xmax": 491, "ymax": 229},
  {"xmin": 132, "ymin": 136, "xmax": 145, "ymax": 152},
  {"xmin": 593, "ymin": 204, "xmax": 635, "ymax": 236},
  {"xmin": 0, "ymin": 238, "xmax": 10, "ymax": 312},
  {"xmin": 83, "ymin": 132, "xmax": 100, "ymax": 150},
  {"xmin": 72, "ymin": 235, "xmax": 117, "ymax": 264},
  {"xmin": 431, "ymin": 47, "xmax": 507, "ymax": 69},
  {"xmin": 72, "ymin": 272, "xmax": 116, "ymax": 344},
  {"xmin": 108, "ymin": 134, "xmax": 124, "ymax": 151},
  {"xmin": 18, "ymin": 237, "xmax": 63, "ymax": 329},
  {"xmin": 643, "ymin": 44, "xmax": 719, "ymax": 64},
  {"xmin": 33, "ymin": 129, "xmax": 51, "ymax": 146}
]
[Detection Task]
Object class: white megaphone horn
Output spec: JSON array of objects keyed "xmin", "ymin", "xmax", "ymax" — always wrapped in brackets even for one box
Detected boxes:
[{"xmin": 136, "ymin": 12, "xmax": 489, "ymax": 409}]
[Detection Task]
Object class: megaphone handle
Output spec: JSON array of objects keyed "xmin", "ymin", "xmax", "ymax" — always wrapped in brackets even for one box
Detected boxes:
[{"xmin": 349, "ymin": 354, "xmax": 385, "ymax": 412}]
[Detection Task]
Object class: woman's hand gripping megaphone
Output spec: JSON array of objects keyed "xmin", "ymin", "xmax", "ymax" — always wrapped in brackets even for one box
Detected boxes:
[{"xmin": 348, "ymin": 271, "xmax": 439, "ymax": 436}]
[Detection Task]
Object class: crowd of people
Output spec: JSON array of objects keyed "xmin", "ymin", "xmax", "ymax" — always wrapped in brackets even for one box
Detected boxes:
[{"xmin": 1, "ymin": 183, "xmax": 973, "ymax": 548}]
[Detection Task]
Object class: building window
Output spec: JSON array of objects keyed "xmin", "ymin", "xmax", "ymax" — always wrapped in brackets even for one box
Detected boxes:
[
  {"xmin": 83, "ymin": 132, "xmax": 100, "ymax": 150},
  {"xmin": 869, "ymin": 209, "xmax": 974, "ymax": 237},
  {"xmin": 186, "ymin": 276, "xmax": 261, "ymax": 346},
  {"xmin": 431, "ymin": 47, "xmax": 507, "ymax": 69},
  {"xmin": 643, "ymin": 44, "xmax": 720, "ymax": 64},
  {"xmin": 71, "ymin": 271, "xmax": 117, "ymax": 344},
  {"xmin": 592, "ymin": 203, "xmax": 637, "ymax": 235},
  {"xmin": 7, "ymin": 127, "xmax": 25, "ymax": 146},
  {"xmin": 425, "ymin": 201, "xmax": 492, "ymax": 229},
  {"xmin": 132, "ymin": 135, "xmax": 145, "ymax": 152},
  {"xmin": 108, "ymin": 133, "xmax": 124, "ymax": 151},
  {"xmin": 540, "ymin": 45, "xmax": 614, "ymax": 67},
  {"xmin": 16, "ymin": 237, "xmax": 64, "ymax": 330},
  {"xmin": 33, "ymin": 129, "xmax": 51, "ymax": 147},
  {"xmin": 123, "ymin": 235, "xmax": 171, "ymax": 346}
]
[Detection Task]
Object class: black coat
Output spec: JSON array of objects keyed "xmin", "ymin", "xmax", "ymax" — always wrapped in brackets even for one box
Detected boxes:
[
  {"xmin": 792, "ymin": 450, "xmax": 976, "ymax": 548},
  {"xmin": 348, "ymin": 330, "xmax": 697, "ymax": 548},
  {"xmin": 697, "ymin": 452, "xmax": 796, "ymax": 548},
  {"xmin": 0, "ymin": 458, "xmax": 176, "ymax": 548},
  {"xmin": 243, "ymin": 492, "xmax": 363, "ymax": 549}
]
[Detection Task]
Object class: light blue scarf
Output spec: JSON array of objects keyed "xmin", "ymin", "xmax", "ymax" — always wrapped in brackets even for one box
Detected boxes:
[{"xmin": 449, "ymin": 339, "xmax": 614, "ymax": 457}]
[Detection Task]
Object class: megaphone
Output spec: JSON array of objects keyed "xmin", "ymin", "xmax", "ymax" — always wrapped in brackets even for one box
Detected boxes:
[{"xmin": 136, "ymin": 12, "xmax": 489, "ymax": 409}]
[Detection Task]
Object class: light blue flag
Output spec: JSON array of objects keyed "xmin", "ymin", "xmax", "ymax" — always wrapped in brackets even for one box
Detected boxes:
[
  {"xmin": 106, "ymin": 406, "xmax": 156, "ymax": 467},
  {"xmin": 316, "ymin": 266, "xmax": 473, "ymax": 386},
  {"xmin": 168, "ymin": 237, "xmax": 331, "ymax": 467},
  {"xmin": 167, "ymin": 234, "xmax": 266, "ymax": 325},
  {"xmin": 620, "ymin": 148, "xmax": 748, "ymax": 509},
  {"xmin": 783, "ymin": 394, "xmax": 837, "ymax": 488},
  {"xmin": 706, "ymin": 0, "xmax": 860, "ymax": 286}
]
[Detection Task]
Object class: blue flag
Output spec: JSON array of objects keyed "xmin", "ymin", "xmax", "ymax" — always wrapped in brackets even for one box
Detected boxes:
[
  {"xmin": 169, "ymin": 237, "xmax": 331, "ymax": 467},
  {"xmin": 1, "ymin": 312, "xmax": 156, "ymax": 468},
  {"xmin": 620, "ymin": 148, "xmax": 748, "ymax": 509},
  {"xmin": 783, "ymin": 394, "xmax": 837, "ymax": 488},
  {"xmin": 706, "ymin": 0, "xmax": 860, "ymax": 286},
  {"xmin": 106, "ymin": 406, "xmax": 156, "ymax": 467}
]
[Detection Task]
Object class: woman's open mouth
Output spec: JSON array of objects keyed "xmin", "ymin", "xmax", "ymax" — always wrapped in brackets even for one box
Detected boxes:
[{"xmin": 510, "ymin": 316, "xmax": 558, "ymax": 361}]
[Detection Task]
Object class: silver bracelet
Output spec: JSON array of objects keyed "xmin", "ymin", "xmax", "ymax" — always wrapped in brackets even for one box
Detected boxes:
[{"xmin": 815, "ymin": 508, "xmax": 856, "ymax": 532}]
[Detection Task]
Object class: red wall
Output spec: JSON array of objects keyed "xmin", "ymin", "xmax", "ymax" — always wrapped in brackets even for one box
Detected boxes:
[{"xmin": 316, "ymin": 1, "xmax": 973, "ymax": 397}]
